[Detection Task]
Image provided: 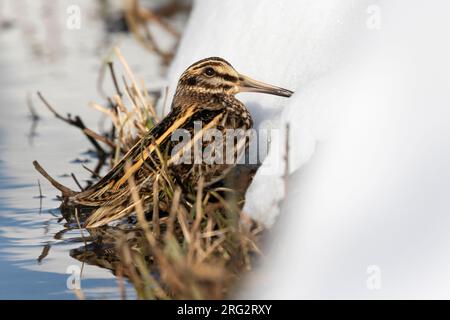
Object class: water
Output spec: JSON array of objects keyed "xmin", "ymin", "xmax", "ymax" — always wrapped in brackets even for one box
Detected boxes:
[{"xmin": 0, "ymin": 0, "xmax": 185, "ymax": 299}]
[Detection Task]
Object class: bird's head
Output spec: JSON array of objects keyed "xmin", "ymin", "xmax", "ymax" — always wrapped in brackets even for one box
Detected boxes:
[{"xmin": 174, "ymin": 57, "xmax": 293, "ymax": 102}]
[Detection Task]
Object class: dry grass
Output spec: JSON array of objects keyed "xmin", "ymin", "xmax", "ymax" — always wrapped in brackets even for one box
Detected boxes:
[
  {"xmin": 42, "ymin": 47, "xmax": 264, "ymax": 299},
  {"xmin": 122, "ymin": 0, "xmax": 191, "ymax": 65},
  {"xmin": 119, "ymin": 171, "xmax": 263, "ymax": 299}
]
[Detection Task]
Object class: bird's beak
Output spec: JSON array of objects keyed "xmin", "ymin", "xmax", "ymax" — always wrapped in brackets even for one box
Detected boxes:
[{"xmin": 238, "ymin": 74, "xmax": 294, "ymax": 98}]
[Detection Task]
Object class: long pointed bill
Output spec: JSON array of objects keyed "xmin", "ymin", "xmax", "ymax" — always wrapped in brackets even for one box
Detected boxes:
[{"xmin": 238, "ymin": 74, "xmax": 294, "ymax": 97}]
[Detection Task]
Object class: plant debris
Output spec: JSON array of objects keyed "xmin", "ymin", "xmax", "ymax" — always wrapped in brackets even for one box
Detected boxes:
[{"xmin": 34, "ymin": 47, "xmax": 264, "ymax": 299}]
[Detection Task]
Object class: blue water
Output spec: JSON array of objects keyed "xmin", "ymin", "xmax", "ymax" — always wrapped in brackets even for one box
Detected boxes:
[
  {"xmin": 0, "ymin": 0, "xmax": 169, "ymax": 299},
  {"xmin": 0, "ymin": 43, "xmax": 123, "ymax": 300}
]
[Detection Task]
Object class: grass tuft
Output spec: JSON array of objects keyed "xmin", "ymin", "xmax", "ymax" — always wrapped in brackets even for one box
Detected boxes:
[{"xmin": 43, "ymin": 47, "xmax": 264, "ymax": 299}]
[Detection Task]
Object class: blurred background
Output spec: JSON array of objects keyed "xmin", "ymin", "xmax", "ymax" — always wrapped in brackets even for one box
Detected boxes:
[{"xmin": 0, "ymin": 0, "xmax": 190, "ymax": 299}]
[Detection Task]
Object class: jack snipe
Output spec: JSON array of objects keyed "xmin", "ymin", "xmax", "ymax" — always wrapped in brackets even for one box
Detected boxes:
[{"xmin": 34, "ymin": 57, "xmax": 293, "ymax": 228}]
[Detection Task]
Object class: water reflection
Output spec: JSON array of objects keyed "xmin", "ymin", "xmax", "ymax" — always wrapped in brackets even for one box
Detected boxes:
[
  {"xmin": 69, "ymin": 224, "xmax": 149, "ymax": 276},
  {"xmin": 0, "ymin": 0, "xmax": 189, "ymax": 299}
]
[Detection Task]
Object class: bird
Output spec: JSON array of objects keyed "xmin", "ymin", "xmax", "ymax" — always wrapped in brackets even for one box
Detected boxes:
[{"xmin": 34, "ymin": 57, "xmax": 293, "ymax": 228}]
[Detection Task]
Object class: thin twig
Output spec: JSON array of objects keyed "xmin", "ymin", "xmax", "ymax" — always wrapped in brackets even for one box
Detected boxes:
[
  {"xmin": 37, "ymin": 91, "xmax": 107, "ymax": 156},
  {"xmin": 37, "ymin": 243, "xmax": 51, "ymax": 263},
  {"xmin": 27, "ymin": 93, "xmax": 40, "ymax": 121},
  {"xmin": 83, "ymin": 128, "xmax": 116, "ymax": 149},
  {"xmin": 71, "ymin": 173, "xmax": 84, "ymax": 191},
  {"xmin": 81, "ymin": 164, "xmax": 102, "ymax": 179},
  {"xmin": 33, "ymin": 160, "xmax": 76, "ymax": 197},
  {"xmin": 37, "ymin": 179, "xmax": 43, "ymax": 215},
  {"xmin": 108, "ymin": 61, "xmax": 123, "ymax": 97}
]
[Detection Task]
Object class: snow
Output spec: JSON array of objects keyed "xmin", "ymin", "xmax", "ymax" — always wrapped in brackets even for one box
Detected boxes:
[
  {"xmin": 168, "ymin": 0, "xmax": 450, "ymax": 298},
  {"xmin": 167, "ymin": 0, "xmax": 370, "ymax": 223}
]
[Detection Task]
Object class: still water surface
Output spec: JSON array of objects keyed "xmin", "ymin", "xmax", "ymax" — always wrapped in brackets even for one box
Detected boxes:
[{"xmin": 0, "ymin": 0, "xmax": 177, "ymax": 299}]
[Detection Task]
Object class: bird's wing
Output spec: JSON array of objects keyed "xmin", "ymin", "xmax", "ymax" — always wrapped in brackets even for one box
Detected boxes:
[
  {"xmin": 72, "ymin": 103, "xmax": 225, "ymax": 205},
  {"xmin": 83, "ymin": 103, "xmax": 227, "ymax": 228}
]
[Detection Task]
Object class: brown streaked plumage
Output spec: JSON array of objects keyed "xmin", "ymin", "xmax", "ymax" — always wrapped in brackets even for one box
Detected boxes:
[{"xmin": 34, "ymin": 57, "xmax": 293, "ymax": 228}]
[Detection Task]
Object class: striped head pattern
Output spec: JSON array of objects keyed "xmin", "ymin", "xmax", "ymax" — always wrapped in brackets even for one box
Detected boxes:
[{"xmin": 174, "ymin": 57, "xmax": 293, "ymax": 103}]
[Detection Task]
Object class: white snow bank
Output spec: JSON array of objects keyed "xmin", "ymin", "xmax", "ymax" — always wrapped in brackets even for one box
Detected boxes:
[
  {"xmin": 167, "ymin": 0, "xmax": 371, "ymax": 225},
  {"xmin": 169, "ymin": 0, "xmax": 450, "ymax": 298}
]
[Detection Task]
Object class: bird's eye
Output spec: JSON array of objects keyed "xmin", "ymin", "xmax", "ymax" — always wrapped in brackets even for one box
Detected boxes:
[{"xmin": 204, "ymin": 67, "xmax": 216, "ymax": 77}]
